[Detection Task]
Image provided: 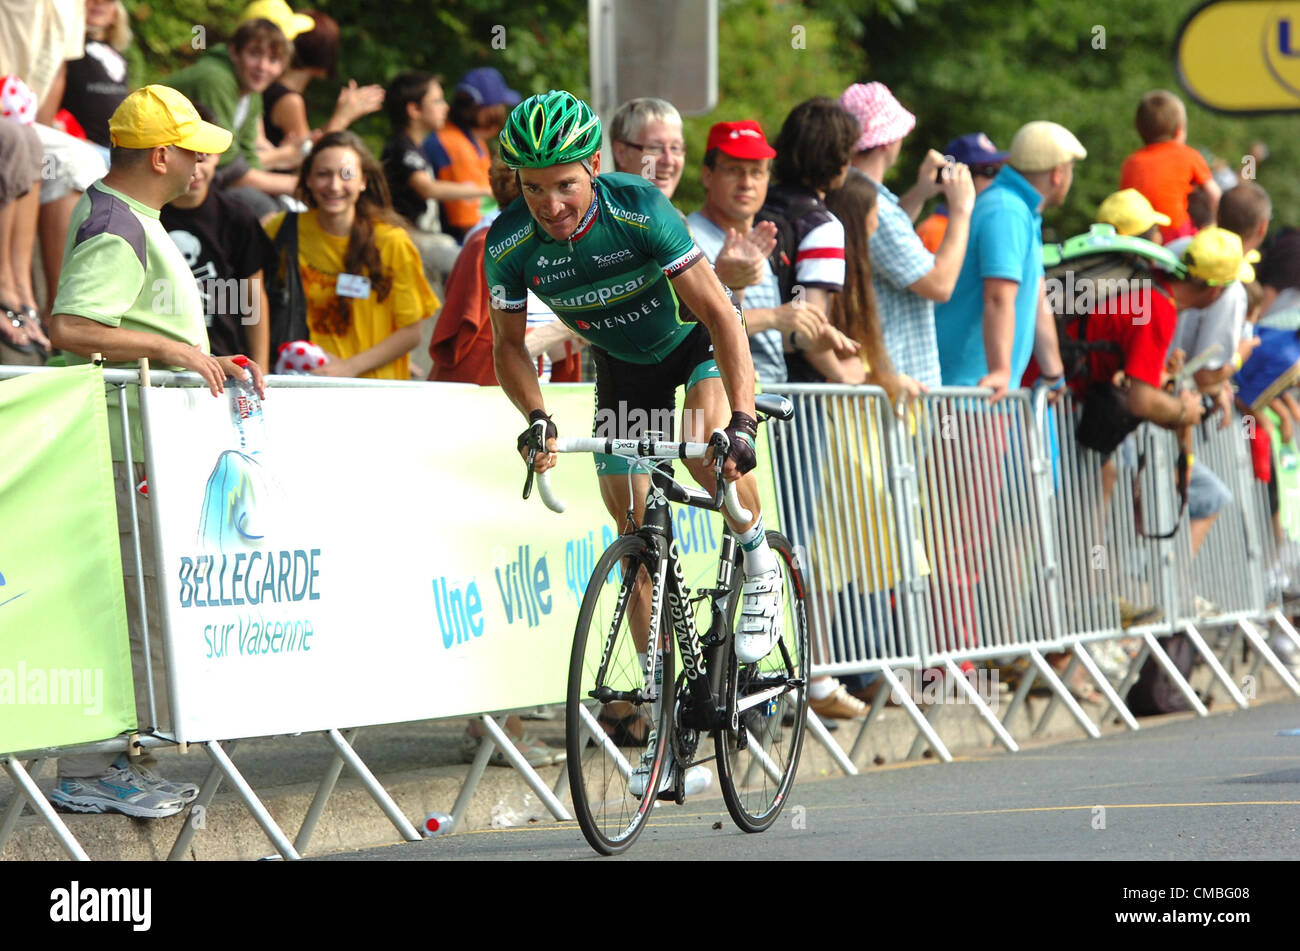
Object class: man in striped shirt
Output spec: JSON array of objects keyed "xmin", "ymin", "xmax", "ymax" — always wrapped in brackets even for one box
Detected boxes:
[{"xmin": 755, "ymin": 98, "xmax": 859, "ymax": 383}]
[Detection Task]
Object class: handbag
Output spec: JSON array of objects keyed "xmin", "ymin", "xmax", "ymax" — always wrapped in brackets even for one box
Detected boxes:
[
  {"xmin": 1076, "ymin": 380, "xmax": 1142, "ymax": 456},
  {"xmin": 267, "ymin": 212, "xmax": 307, "ymax": 354}
]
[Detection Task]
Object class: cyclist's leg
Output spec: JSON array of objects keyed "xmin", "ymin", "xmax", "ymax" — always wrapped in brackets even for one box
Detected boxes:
[
  {"xmin": 681, "ymin": 361, "xmax": 783, "ymax": 664},
  {"xmin": 590, "ymin": 347, "xmax": 672, "ymax": 730}
]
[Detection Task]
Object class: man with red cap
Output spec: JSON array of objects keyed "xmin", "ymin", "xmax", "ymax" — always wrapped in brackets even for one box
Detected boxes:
[
  {"xmin": 840, "ymin": 81, "xmax": 975, "ymax": 389},
  {"xmin": 686, "ymin": 119, "xmax": 848, "ymax": 384}
]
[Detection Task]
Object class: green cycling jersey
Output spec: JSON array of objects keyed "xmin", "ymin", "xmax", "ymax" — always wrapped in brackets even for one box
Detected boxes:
[{"xmin": 483, "ymin": 172, "xmax": 704, "ymax": 365}]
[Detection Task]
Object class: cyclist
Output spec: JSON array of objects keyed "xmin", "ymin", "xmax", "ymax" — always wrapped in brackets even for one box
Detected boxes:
[{"xmin": 486, "ymin": 91, "xmax": 783, "ymax": 790}]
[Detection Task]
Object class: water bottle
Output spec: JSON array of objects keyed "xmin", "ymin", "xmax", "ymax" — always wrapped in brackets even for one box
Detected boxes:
[
  {"xmin": 228, "ymin": 355, "xmax": 264, "ymax": 453},
  {"xmin": 421, "ymin": 812, "xmax": 454, "ymax": 837}
]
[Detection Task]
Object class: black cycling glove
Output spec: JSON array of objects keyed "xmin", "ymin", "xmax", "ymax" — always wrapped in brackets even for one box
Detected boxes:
[
  {"xmin": 517, "ymin": 408, "xmax": 557, "ymax": 455},
  {"xmin": 723, "ymin": 410, "xmax": 758, "ymax": 475}
]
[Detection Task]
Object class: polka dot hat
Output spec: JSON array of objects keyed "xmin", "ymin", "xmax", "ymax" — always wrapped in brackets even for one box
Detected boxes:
[
  {"xmin": 0, "ymin": 75, "xmax": 37, "ymax": 125},
  {"xmin": 275, "ymin": 339, "xmax": 329, "ymax": 374}
]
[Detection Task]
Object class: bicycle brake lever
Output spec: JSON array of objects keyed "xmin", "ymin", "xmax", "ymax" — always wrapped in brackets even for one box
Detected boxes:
[{"xmin": 520, "ymin": 419, "xmax": 546, "ymax": 500}]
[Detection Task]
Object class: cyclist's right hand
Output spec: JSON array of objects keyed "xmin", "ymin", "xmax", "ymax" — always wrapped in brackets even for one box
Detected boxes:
[{"xmin": 517, "ymin": 409, "xmax": 558, "ymax": 473}]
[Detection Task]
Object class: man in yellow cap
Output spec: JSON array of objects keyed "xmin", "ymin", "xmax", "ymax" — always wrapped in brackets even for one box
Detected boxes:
[
  {"xmin": 1096, "ymin": 188, "xmax": 1172, "ymax": 243},
  {"xmin": 47, "ymin": 85, "xmax": 267, "ymax": 820}
]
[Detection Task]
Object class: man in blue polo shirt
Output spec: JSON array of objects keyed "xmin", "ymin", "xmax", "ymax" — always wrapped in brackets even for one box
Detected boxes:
[{"xmin": 934, "ymin": 121, "xmax": 1080, "ymax": 395}]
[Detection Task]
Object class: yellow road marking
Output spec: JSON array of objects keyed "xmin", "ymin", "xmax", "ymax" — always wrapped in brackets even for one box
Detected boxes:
[{"xmin": 449, "ymin": 798, "xmax": 1300, "ymax": 837}]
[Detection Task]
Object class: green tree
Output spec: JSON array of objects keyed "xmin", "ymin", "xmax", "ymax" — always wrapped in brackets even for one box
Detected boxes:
[
  {"xmin": 674, "ymin": 0, "xmax": 858, "ymax": 211},
  {"xmin": 825, "ymin": 0, "xmax": 1299, "ymax": 236}
]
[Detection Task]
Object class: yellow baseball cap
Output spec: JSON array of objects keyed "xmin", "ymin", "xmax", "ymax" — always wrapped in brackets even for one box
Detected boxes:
[
  {"xmin": 1007, "ymin": 121, "xmax": 1086, "ymax": 173},
  {"xmin": 108, "ymin": 85, "xmax": 233, "ymax": 154},
  {"xmin": 1096, "ymin": 189, "xmax": 1171, "ymax": 237},
  {"xmin": 239, "ymin": 0, "xmax": 315, "ymax": 39},
  {"xmin": 1181, "ymin": 226, "xmax": 1260, "ymax": 286}
]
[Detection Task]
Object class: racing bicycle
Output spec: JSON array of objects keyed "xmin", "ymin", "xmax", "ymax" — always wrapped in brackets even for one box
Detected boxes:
[{"xmin": 525, "ymin": 393, "xmax": 808, "ymax": 855}]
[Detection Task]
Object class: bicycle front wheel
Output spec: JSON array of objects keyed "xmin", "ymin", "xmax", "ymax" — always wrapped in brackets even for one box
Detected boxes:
[
  {"xmin": 566, "ymin": 534, "xmax": 675, "ymax": 855},
  {"xmin": 716, "ymin": 530, "xmax": 809, "ymax": 833}
]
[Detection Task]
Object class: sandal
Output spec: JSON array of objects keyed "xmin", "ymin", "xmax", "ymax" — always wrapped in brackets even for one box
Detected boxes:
[
  {"xmin": 595, "ymin": 710, "xmax": 650, "ymax": 747},
  {"xmin": 0, "ymin": 302, "xmax": 37, "ymax": 355}
]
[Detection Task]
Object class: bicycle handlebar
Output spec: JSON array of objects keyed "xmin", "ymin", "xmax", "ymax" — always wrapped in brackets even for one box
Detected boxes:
[{"xmin": 534, "ymin": 431, "xmax": 752, "ymax": 523}]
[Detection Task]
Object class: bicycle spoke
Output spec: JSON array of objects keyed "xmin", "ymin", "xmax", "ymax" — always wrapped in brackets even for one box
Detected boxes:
[
  {"xmin": 717, "ymin": 531, "xmax": 809, "ymax": 832},
  {"xmin": 577, "ymin": 702, "xmax": 633, "ymax": 778}
]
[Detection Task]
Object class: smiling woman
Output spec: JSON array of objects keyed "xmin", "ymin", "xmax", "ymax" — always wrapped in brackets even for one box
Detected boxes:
[{"xmin": 262, "ymin": 131, "xmax": 440, "ymax": 380}]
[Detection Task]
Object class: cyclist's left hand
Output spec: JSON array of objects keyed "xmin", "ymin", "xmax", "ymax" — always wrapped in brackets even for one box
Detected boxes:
[{"xmin": 719, "ymin": 410, "xmax": 758, "ymax": 481}]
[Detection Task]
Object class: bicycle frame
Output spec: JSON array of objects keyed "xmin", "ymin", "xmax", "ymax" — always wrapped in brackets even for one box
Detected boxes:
[{"xmin": 587, "ymin": 462, "xmax": 739, "ymax": 735}]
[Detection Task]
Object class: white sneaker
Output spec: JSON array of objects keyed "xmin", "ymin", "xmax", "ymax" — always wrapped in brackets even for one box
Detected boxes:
[
  {"xmin": 736, "ymin": 567, "xmax": 783, "ymax": 664},
  {"xmin": 628, "ymin": 737, "xmax": 713, "ymax": 800}
]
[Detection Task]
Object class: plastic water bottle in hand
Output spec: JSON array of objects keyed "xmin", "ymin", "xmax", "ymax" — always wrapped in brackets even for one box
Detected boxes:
[{"xmin": 227, "ymin": 355, "xmax": 264, "ymax": 453}]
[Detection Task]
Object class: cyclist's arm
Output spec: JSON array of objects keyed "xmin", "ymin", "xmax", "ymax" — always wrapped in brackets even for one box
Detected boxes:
[
  {"xmin": 490, "ymin": 304, "xmax": 547, "ymax": 418},
  {"xmin": 669, "ymin": 261, "xmax": 755, "ymax": 418}
]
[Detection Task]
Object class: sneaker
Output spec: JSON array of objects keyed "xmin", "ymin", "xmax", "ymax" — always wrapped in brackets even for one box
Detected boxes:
[
  {"xmin": 627, "ymin": 735, "xmax": 712, "ymax": 800},
  {"xmin": 736, "ymin": 567, "xmax": 783, "ymax": 664},
  {"xmin": 1117, "ymin": 597, "xmax": 1162, "ymax": 628},
  {"xmin": 130, "ymin": 763, "xmax": 200, "ymax": 803},
  {"xmin": 50, "ymin": 766, "xmax": 184, "ymax": 818},
  {"xmin": 520, "ymin": 705, "xmax": 559, "ymax": 721},
  {"xmin": 459, "ymin": 728, "xmax": 564, "ymax": 768},
  {"xmin": 809, "ymin": 682, "xmax": 869, "ymax": 720}
]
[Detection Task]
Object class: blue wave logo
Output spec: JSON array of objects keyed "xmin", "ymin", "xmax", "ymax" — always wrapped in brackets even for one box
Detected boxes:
[
  {"xmin": 198, "ymin": 450, "xmax": 277, "ymax": 551},
  {"xmin": 0, "ymin": 569, "xmax": 26, "ymax": 608}
]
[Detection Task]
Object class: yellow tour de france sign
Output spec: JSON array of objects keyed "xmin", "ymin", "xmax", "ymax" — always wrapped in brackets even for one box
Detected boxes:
[{"xmin": 1176, "ymin": 0, "xmax": 1300, "ymax": 112}]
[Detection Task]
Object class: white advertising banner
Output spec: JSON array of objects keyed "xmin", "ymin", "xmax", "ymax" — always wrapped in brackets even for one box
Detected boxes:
[{"xmin": 141, "ymin": 381, "xmax": 772, "ymax": 743}]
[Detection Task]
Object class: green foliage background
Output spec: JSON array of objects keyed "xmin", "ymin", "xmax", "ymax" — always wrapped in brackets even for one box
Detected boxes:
[{"xmin": 123, "ymin": 0, "xmax": 1295, "ymax": 237}]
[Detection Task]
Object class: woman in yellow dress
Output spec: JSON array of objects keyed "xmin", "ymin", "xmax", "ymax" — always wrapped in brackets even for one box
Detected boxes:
[
  {"xmin": 265, "ymin": 131, "xmax": 439, "ymax": 380},
  {"xmin": 807, "ymin": 173, "xmax": 928, "ymax": 686}
]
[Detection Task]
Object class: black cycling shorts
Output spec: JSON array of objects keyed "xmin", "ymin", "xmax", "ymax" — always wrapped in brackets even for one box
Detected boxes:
[{"xmin": 590, "ymin": 322, "xmax": 721, "ymax": 475}]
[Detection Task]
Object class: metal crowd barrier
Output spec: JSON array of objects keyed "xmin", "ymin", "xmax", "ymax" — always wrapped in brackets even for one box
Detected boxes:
[
  {"xmin": 1182, "ymin": 416, "xmax": 1300, "ymax": 705},
  {"xmin": 1, "ymin": 363, "xmax": 574, "ymax": 862},
  {"xmin": 767, "ymin": 382, "xmax": 1300, "ymax": 771},
  {"xmin": 8, "ymin": 360, "xmax": 1299, "ymax": 860},
  {"xmin": 766, "ymin": 384, "xmax": 946, "ymax": 768},
  {"xmin": 900, "ymin": 388, "xmax": 1096, "ymax": 752}
]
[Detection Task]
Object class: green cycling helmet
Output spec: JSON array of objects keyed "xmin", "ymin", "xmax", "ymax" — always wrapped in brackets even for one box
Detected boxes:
[
  {"xmin": 1042, "ymin": 223, "xmax": 1186, "ymax": 278},
  {"xmin": 499, "ymin": 90, "xmax": 602, "ymax": 169}
]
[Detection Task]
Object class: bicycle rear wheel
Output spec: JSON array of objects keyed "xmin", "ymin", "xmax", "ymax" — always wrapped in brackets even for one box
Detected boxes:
[
  {"xmin": 716, "ymin": 530, "xmax": 809, "ymax": 833},
  {"xmin": 566, "ymin": 534, "xmax": 675, "ymax": 855}
]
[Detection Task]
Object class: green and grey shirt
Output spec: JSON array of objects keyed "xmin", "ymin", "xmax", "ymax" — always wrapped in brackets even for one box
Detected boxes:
[
  {"xmin": 53, "ymin": 180, "xmax": 210, "ymax": 458},
  {"xmin": 484, "ymin": 172, "xmax": 704, "ymax": 365}
]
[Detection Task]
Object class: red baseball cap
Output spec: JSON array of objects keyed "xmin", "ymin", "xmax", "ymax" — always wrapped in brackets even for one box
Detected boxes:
[{"xmin": 705, "ymin": 120, "xmax": 776, "ymax": 160}]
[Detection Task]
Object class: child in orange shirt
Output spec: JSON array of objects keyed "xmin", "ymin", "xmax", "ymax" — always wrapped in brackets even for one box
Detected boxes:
[{"xmin": 1119, "ymin": 90, "xmax": 1221, "ymax": 243}]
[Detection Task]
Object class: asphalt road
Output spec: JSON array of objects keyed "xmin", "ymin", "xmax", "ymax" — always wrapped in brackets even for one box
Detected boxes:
[{"xmin": 319, "ymin": 700, "xmax": 1300, "ymax": 862}]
